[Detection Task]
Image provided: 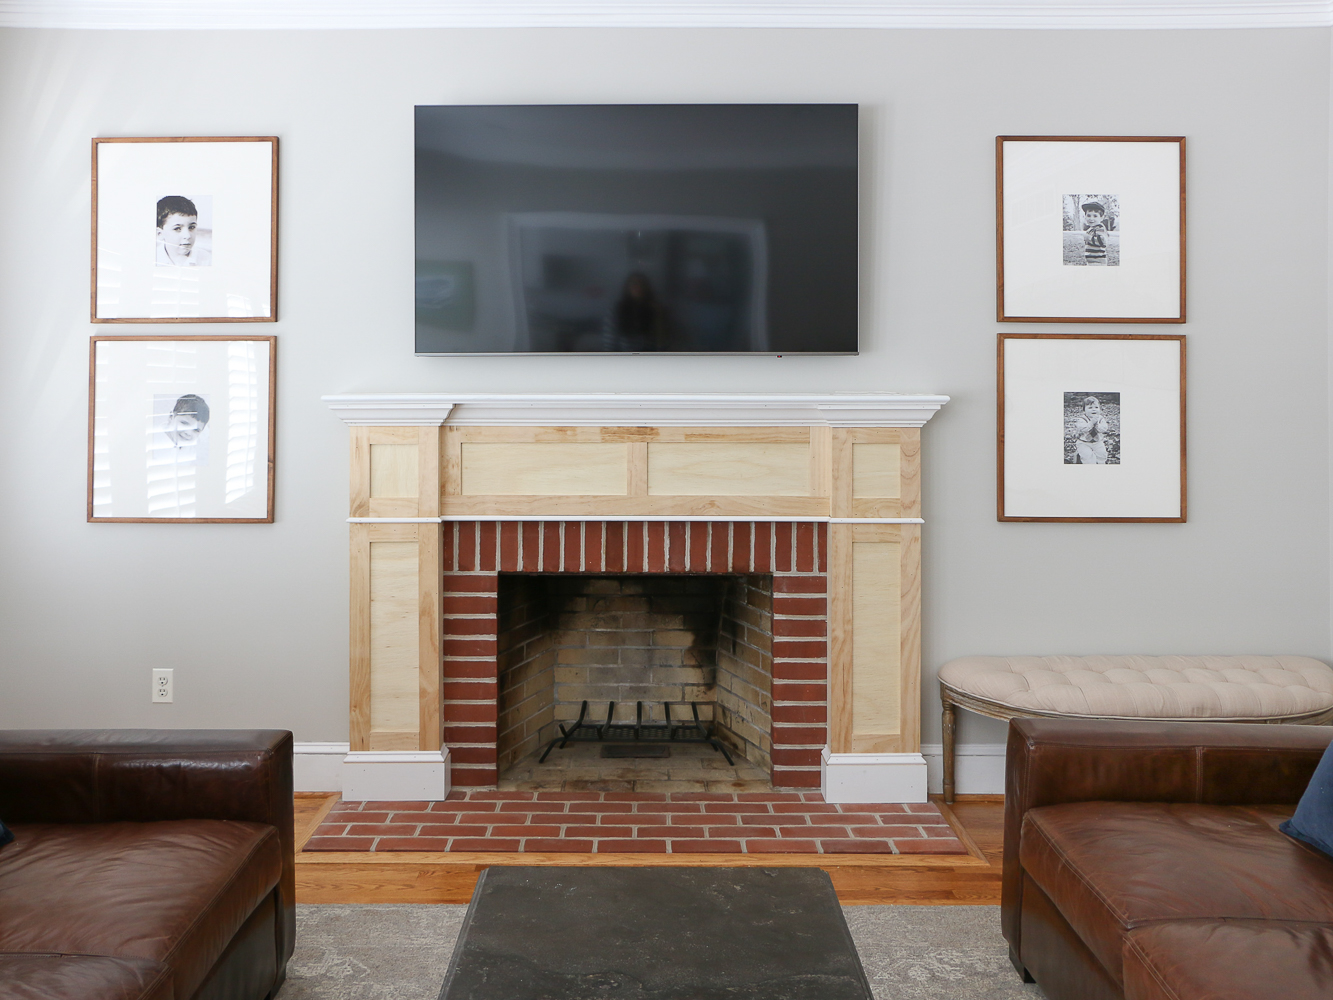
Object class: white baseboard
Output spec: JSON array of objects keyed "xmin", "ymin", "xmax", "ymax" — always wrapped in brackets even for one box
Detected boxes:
[
  {"xmin": 920, "ymin": 743, "xmax": 1007, "ymax": 796},
  {"xmin": 294, "ymin": 742, "xmax": 350, "ymax": 792},
  {"xmin": 341, "ymin": 750, "xmax": 452, "ymax": 802},
  {"xmin": 820, "ymin": 747, "xmax": 928, "ymax": 803}
]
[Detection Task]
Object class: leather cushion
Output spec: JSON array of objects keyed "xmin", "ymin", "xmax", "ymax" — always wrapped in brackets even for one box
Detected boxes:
[
  {"xmin": 941, "ymin": 655, "xmax": 1333, "ymax": 719},
  {"xmin": 0, "ymin": 819, "xmax": 12, "ymax": 849},
  {"xmin": 1123, "ymin": 920, "xmax": 1333, "ymax": 1000},
  {"xmin": 1020, "ymin": 801, "xmax": 1333, "ymax": 985},
  {"xmin": 0, "ymin": 953, "xmax": 173, "ymax": 1000},
  {"xmin": 0, "ymin": 821, "xmax": 279, "ymax": 1000}
]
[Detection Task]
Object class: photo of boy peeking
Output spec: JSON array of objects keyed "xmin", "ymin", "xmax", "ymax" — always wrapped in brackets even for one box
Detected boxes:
[
  {"xmin": 1080, "ymin": 201, "xmax": 1110, "ymax": 265},
  {"xmin": 156, "ymin": 195, "xmax": 212, "ymax": 267}
]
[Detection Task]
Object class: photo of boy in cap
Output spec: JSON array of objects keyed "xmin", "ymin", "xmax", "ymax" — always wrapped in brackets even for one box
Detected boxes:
[{"xmin": 1062, "ymin": 194, "xmax": 1120, "ymax": 266}]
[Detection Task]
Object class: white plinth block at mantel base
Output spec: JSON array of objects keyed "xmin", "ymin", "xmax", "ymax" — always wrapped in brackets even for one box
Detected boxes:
[
  {"xmin": 821, "ymin": 748, "xmax": 929, "ymax": 803},
  {"xmin": 342, "ymin": 751, "xmax": 451, "ymax": 802}
]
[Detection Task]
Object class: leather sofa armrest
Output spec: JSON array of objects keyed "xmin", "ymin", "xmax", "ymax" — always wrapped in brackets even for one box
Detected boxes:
[
  {"xmin": 0, "ymin": 730, "xmax": 296, "ymax": 971},
  {"xmin": 1000, "ymin": 718, "xmax": 1332, "ymax": 965}
]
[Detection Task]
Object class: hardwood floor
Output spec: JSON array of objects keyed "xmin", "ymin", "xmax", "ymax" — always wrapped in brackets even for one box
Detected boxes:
[{"xmin": 293, "ymin": 793, "xmax": 1005, "ymax": 905}]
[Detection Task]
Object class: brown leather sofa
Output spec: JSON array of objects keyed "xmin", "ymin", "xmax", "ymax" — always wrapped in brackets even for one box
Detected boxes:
[
  {"xmin": 0, "ymin": 730, "xmax": 294, "ymax": 1000},
  {"xmin": 1003, "ymin": 718, "xmax": 1333, "ymax": 1000}
]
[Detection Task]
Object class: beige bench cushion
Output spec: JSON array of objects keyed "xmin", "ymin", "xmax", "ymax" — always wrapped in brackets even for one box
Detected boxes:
[{"xmin": 939, "ymin": 655, "xmax": 1333, "ymax": 720}]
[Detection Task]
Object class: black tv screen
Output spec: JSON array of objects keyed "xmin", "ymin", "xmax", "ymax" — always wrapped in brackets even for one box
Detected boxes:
[{"xmin": 415, "ymin": 104, "xmax": 858, "ymax": 355}]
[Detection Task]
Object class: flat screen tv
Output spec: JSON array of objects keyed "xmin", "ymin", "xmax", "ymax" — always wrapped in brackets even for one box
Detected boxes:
[{"xmin": 415, "ymin": 104, "xmax": 858, "ymax": 355}]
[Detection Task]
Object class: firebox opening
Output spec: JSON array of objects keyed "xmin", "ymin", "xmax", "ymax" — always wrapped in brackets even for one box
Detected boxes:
[{"xmin": 496, "ymin": 573, "xmax": 774, "ymax": 791}]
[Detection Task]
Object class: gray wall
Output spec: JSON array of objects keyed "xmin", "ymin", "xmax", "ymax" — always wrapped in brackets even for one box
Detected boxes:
[{"xmin": 0, "ymin": 27, "xmax": 1328, "ymax": 749}]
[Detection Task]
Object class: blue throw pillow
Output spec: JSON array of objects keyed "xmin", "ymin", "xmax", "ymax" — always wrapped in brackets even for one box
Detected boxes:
[
  {"xmin": 1281, "ymin": 740, "xmax": 1333, "ymax": 858},
  {"xmin": 0, "ymin": 819, "xmax": 12, "ymax": 850}
]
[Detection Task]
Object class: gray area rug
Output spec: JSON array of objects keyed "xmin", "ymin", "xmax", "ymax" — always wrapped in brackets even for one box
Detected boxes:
[{"xmin": 278, "ymin": 903, "xmax": 1044, "ymax": 1000}]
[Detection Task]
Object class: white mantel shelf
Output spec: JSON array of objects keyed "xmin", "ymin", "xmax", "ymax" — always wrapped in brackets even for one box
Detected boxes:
[{"xmin": 323, "ymin": 392, "xmax": 949, "ymax": 428}]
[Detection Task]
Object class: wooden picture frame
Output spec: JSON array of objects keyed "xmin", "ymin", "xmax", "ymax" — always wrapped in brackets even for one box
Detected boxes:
[
  {"xmin": 92, "ymin": 136, "xmax": 278, "ymax": 323},
  {"xmin": 998, "ymin": 333, "xmax": 1185, "ymax": 522},
  {"xmin": 997, "ymin": 136, "xmax": 1185, "ymax": 323},
  {"xmin": 88, "ymin": 335, "xmax": 276, "ymax": 522}
]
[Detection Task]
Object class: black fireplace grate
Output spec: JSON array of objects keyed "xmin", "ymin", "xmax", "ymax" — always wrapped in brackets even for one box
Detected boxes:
[{"xmin": 539, "ymin": 700, "xmax": 735, "ymax": 765}]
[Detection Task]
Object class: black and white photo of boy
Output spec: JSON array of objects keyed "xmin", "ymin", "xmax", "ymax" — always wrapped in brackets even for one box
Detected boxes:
[
  {"xmin": 1062, "ymin": 194, "xmax": 1120, "ymax": 266},
  {"xmin": 155, "ymin": 195, "xmax": 213, "ymax": 267},
  {"xmin": 153, "ymin": 393, "xmax": 211, "ymax": 464},
  {"xmin": 1063, "ymin": 392, "xmax": 1121, "ymax": 464}
]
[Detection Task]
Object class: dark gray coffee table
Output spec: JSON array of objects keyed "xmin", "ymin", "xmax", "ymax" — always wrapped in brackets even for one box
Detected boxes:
[{"xmin": 439, "ymin": 865, "xmax": 874, "ymax": 1000}]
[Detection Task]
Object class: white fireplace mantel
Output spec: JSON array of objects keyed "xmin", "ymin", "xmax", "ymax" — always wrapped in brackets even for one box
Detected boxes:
[{"xmin": 323, "ymin": 392, "xmax": 949, "ymax": 428}]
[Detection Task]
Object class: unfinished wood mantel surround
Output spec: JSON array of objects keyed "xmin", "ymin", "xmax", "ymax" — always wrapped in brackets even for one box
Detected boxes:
[{"xmin": 326, "ymin": 393, "xmax": 948, "ymax": 803}]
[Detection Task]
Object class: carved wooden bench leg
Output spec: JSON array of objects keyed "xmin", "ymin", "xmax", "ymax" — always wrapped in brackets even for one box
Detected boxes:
[{"xmin": 942, "ymin": 690, "xmax": 957, "ymax": 805}]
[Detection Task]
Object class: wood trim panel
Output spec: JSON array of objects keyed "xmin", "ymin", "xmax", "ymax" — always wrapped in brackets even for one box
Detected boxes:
[
  {"xmin": 418, "ymin": 427, "xmax": 442, "ymax": 519},
  {"xmin": 827, "ymin": 522, "xmax": 853, "ymax": 753},
  {"xmin": 418, "ymin": 520, "xmax": 442, "ymax": 751},
  {"xmin": 646, "ymin": 442, "xmax": 809, "ymax": 496},
  {"xmin": 350, "ymin": 427, "xmax": 371, "ymax": 519},
  {"xmin": 447, "ymin": 426, "xmax": 812, "ymax": 444},
  {"xmin": 437, "ymin": 496, "xmax": 834, "ymax": 519},
  {"xmin": 627, "ymin": 442, "xmax": 648, "ymax": 496},
  {"xmin": 830, "ymin": 429, "xmax": 855, "ymax": 519},
  {"xmin": 349, "ymin": 524, "xmax": 371, "ymax": 751},
  {"xmin": 850, "ymin": 499, "xmax": 904, "ymax": 519},
  {"xmin": 809, "ymin": 425, "xmax": 832, "ymax": 499},
  {"xmin": 367, "ymin": 498, "xmax": 420, "ymax": 518},
  {"xmin": 899, "ymin": 429, "xmax": 921, "ymax": 519},
  {"xmin": 367, "ymin": 426, "xmax": 420, "ymax": 445},
  {"xmin": 460, "ymin": 442, "xmax": 629, "ymax": 495},
  {"xmin": 442, "ymin": 427, "xmax": 463, "ymax": 497}
]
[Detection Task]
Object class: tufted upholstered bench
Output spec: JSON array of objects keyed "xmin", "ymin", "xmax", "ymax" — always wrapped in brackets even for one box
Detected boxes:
[{"xmin": 937, "ymin": 655, "xmax": 1333, "ymax": 803}]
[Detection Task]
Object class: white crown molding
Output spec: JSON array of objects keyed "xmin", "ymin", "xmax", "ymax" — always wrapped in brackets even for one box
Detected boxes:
[
  {"xmin": 323, "ymin": 392, "xmax": 950, "ymax": 427},
  {"xmin": 2, "ymin": 1, "xmax": 1331, "ymax": 31}
]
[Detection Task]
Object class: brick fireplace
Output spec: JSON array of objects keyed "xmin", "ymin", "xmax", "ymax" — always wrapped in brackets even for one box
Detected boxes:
[
  {"xmin": 441, "ymin": 519, "xmax": 828, "ymax": 788},
  {"xmin": 325, "ymin": 392, "xmax": 947, "ymax": 803}
]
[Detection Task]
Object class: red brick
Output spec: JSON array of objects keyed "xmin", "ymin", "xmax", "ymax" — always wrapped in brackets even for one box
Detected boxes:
[
  {"xmin": 454, "ymin": 522, "xmax": 476, "ymax": 571},
  {"xmin": 736, "ymin": 792, "xmax": 803, "ymax": 801},
  {"xmin": 709, "ymin": 522, "xmax": 729, "ymax": 571},
  {"xmin": 700, "ymin": 803, "xmax": 772, "ymax": 814},
  {"xmin": 732, "ymin": 522, "xmax": 752, "ymax": 572},
  {"xmin": 606, "ymin": 521, "xmax": 625, "ymax": 572},
  {"xmin": 774, "ymin": 522, "xmax": 793, "ymax": 572},
  {"xmin": 417, "ymin": 825, "xmax": 491, "ymax": 838},
  {"xmin": 688, "ymin": 522, "xmax": 708, "ymax": 572},
  {"xmin": 361, "ymin": 800, "xmax": 436, "ymax": 810},
  {"xmin": 567, "ymin": 801, "xmax": 633, "ymax": 813},
  {"xmin": 448, "ymin": 838, "xmax": 522, "ymax": 851},
  {"xmin": 564, "ymin": 826, "xmax": 633, "ymax": 838},
  {"xmin": 442, "ymin": 704, "xmax": 497, "ymax": 724},
  {"xmin": 564, "ymin": 522, "xmax": 582, "ymax": 572},
  {"xmin": 443, "ymin": 595, "xmax": 498, "ymax": 616},
  {"xmin": 326, "ymin": 811, "xmax": 388, "ymax": 823},
  {"xmin": 636, "ymin": 826, "xmax": 706, "ymax": 839},
  {"xmin": 771, "ymin": 705, "xmax": 827, "ymax": 724},
  {"xmin": 822, "ymin": 813, "xmax": 883, "ymax": 826},
  {"xmin": 621, "ymin": 814, "xmax": 670, "ymax": 826},
  {"xmin": 512, "ymin": 814, "xmax": 579, "ymax": 826},
  {"xmin": 771, "ymin": 664, "xmax": 827, "ymax": 685},
  {"xmin": 782, "ymin": 825, "xmax": 850, "ymax": 838},
  {"xmin": 772, "ymin": 684, "xmax": 825, "ymax": 704},
  {"xmin": 584, "ymin": 522, "xmax": 603, "ymax": 572},
  {"xmin": 771, "ymin": 747, "xmax": 823, "ymax": 767},
  {"xmin": 384, "ymin": 811, "xmax": 440, "ymax": 823},
  {"xmin": 744, "ymin": 839, "xmax": 819, "ymax": 853},
  {"xmin": 769, "ymin": 724, "xmax": 827, "ymax": 745},
  {"xmin": 668, "ymin": 521, "xmax": 686, "ymax": 571},
  {"xmin": 429, "ymin": 801, "xmax": 500, "ymax": 813},
  {"xmin": 816, "ymin": 522, "xmax": 828, "ymax": 572},
  {"xmin": 346, "ymin": 823, "xmax": 417, "ymax": 836},
  {"xmin": 669, "ymin": 792, "xmax": 733, "ymax": 802},
  {"xmin": 772, "ymin": 640, "xmax": 827, "ymax": 661},
  {"xmin": 489, "ymin": 825, "xmax": 564, "ymax": 837},
  {"xmin": 772, "ymin": 802, "xmax": 839, "ymax": 814},
  {"xmin": 819, "ymin": 839, "xmax": 893, "ymax": 854},
  {"xmin": 522, "ymin": 522, "xmax": 541, "ymax": 571},
  {"xmin": 443, "ymin": 662, "xmax": 498, "ymax": 681},
  {"xmin": 669, "ymin": 813, "xmax": 737, "ymax": 826},
  {"xmin": 303, "ymin": 837, "xmax": 375, "ymax": 851},
  {"xmin": 650, "ymin": 803, "xmax": 704, "ymax": 813},
  {"xmin": 524, "ymin": 839, "xmax": 595, "ymax": 852},
  {"xmin": 904, "ymin": 803, "xmax": 940, "ymax": 814},
  {"xmin": 842, "ymin": 803, "xmax": 906, "ymax": 814},
  {"xmin": 596, "ymin": 840, "xmax": 667, "ymax": 853},
  {"xmin": 795, "ymin": 523, "xmax": 814, "ymax": 572},
  {"xmin": 444, "ymin": 637, "xmax": 497, "ymax": 657},
  {"xmin": 627, "ymin": 521, "xmax": 645, "ymax": 571},
  {"xmin": 442, "ymin": 521, "xmax": 456, "ymax": 572},
  {"xmin": 467, "ymin": 791, "xmax": 535, "ymax": 801},
  {"xmin": 772, "ymin": 618, "xmax": 826, "ymax": 638},
  {"xmin": 772, "ymin": 769, "xmax": 823, "ymax": 788},
  {"xmin": 443, "ymin": 618, "xmax": 497, "ymax": 636},
  {"xmin": 772, "ymin": 575, "xmax": 827, "ymax": 594},
  {"xmin": 892, "ymin": 839, "xmax": 967, "ymax": 854},
  {"xmin": 771, "ymin": 595, "xmax": 827, "ymax": 616},
  {"xmin": 739, "ymin": 813, "xmax": 809, "ymax": 826},
  {"xmin": 450, "ymin": 769, "xmax": 498, "ymax": 786},
  {"xmin": 753, "ymin": 523, "xmax": 772, "ymax": 573},
  {"xmin": 730, "ymin": 826, "xmax": 778, "ymax": 839},
  {"xmin": 448, "ymin": 746, "xmax": 497, "ymax": 764},
  {"xmin": 604, "ymin": 792, "xmax": 667, "ymax": 802},
  {"xmin": 443, "ymin": 682, "xmax": 497, "ymax": 701},
  {"xmin": 917, "ymin": 825, "xmax": 957, "ymax": 837},
  {"xmin": 543, "ymin": 522, "xmax": 561, "ymax": 572},
  {"xmin": 646, "ymin": 521, "xmax": 666, "ymax": 572},
  {"xmin": 671, "ymin": 840, "xmax": 743, "ymax": 853},
  {"xmin": 476, "ymin": 522, "xmax": 496, "ymax": 571},
  {"xmin": 535, "ymin": 792, "xmax": 604, "ymax": 801},
  {"xmin": 500, "ymin": 521, "xmax": 519, "ymax": 571},
  {"xmin": 498, "ymin": 800, "xmax": 558, "ymax": 812},
  {"xmin": 375, "ymin": 837, "xmax": 453, "ymax": 851},
  {"xmin": 851, "ymin": 825, "xmax": 928, "ymax": 838},
  {"xmin": 443, "ymin": 574, "xmax": 498, "ymax": 594}
]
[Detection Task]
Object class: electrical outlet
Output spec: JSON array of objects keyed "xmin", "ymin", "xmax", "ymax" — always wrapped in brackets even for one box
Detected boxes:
[{"xmin": 152, "ymin": 668, "xmax": 173, "ymax": 704}]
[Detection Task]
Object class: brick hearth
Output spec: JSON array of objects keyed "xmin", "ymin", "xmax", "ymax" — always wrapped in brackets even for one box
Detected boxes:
[
  {"xmin": 442, "ymin": 520, "xmax": 829, "ymax": 788},
  {"xmin": 305, "ymin": 790, "xmax": 966, "ymax": 855}
]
